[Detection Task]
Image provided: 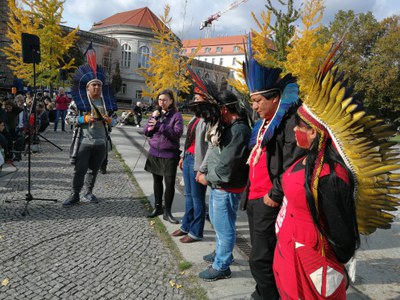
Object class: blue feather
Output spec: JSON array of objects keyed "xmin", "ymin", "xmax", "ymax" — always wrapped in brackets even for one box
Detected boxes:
[
  {"xmin": 244, "ymin": 33, "xmax": 282, "ymax": 94},
  {"xmin": 262, "ymin": 83, "xmax": 299, "ymax": 144},
  {"xmin": 71, "ymin": 64, "xmax": 117, "ymax": 112}
]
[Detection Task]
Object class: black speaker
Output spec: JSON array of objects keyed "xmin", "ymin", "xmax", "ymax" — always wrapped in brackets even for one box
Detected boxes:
[
  {"xmin": 59, "ymin": 69, "xmax": 68, "ymax": 81},
  {"xmin": 21, "ymin": 33, "xmax": 41, "ymax": 64}
]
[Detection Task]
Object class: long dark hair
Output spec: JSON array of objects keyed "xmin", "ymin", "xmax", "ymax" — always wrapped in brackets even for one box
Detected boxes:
[{"xmin": 297, "ymin": 115, "xmax": 360, "ymax": 251}]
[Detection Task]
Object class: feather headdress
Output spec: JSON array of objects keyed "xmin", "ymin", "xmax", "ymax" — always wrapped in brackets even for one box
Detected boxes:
[
  {"xmin": 71, "ymin": 43, "xmax": 117, "ymax": 112},
  {"xmin": 297, "ymin": 41, "xmax": 400, "ymax": 235},
  {"xmin": 243, "ymin": 33, "xmax": 299, "ymax": 149}
]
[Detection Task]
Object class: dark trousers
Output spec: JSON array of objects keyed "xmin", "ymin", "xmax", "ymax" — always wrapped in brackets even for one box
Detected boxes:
[
  {"xmin": 72, "ymin": 143, "xmax": 107, "ymax": 194},
  {"xmin": 152, "ymin": 173, "xmax": 176, "ymax": 210},
  {"xmin": 247, "ymin": 198, "xmax": 280, "ymax": 300}
]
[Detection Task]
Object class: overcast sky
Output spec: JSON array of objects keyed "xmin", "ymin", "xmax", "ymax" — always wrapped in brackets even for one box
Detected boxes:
[{"xmin": 61, "ymin": 0, "xmax": 400, "ymax": 39}]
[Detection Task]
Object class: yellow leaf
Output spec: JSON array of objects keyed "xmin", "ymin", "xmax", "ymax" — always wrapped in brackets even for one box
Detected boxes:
[
  {"xmin": 169, "ymin": 280, "xmax": 175, "ymax": 287},
  {"xmin": 180, "ymin": 271, "xmax": 185, "ymax": 275},
  {"xmin": 150, "ymin": 221, "xmax": 155, "ymax": 226},
  {"xmin": 176, "ymin": 284, "xmax": 182, "ymax": 289},
  {"xmin": 1, "ymin": 278, "xmax": 9, "ymax": 286},
  {"xmin": 0, "ymin": 235, "xmax": 3, "ymax": 240}
]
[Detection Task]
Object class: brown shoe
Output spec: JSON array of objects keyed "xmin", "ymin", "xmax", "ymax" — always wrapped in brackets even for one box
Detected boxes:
[
  {"xmin": 172, "ymin": 229, "xmax": 187, "ymax": 237},
  {"xmin": 180, "ymin": 236, "xmax": 198, "ymax": 243}
]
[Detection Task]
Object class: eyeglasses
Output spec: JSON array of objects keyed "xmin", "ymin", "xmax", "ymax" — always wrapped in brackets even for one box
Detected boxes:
[{"xmin": 158, "ymin": 99, "xmax": 170, "ymax": 102}]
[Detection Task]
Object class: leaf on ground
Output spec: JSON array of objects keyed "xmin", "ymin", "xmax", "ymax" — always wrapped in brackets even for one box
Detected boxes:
[
  {"xmin": 150, "ymin": 221, "xmax": 155, "ymax": 226},
  {"xmin": 1, "ymin": 278, "xmax": 9, "ymax": 286},
  {"xmin": 169, "ymin": 280, "xmax": 175, "ymax": 287}
]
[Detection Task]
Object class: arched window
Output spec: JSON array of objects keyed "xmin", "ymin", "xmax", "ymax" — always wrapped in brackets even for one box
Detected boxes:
[
  {"xmin": 121, "ymin": 44, "xmax": 131, "ymax": 68},
  {"xmin": 138, "ymin": 46, "xmax": 150, "ymax": 68}
]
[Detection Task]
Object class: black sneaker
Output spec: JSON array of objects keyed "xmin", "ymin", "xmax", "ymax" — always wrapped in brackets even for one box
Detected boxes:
[
  {"xmin": 63, "ymin": 193, "xmax": 80, "ymax": 207},
  {"xmin": 199, "ymin": 266, "xmax": 231, "ymax": 281},
  {"xmin": 203, "ymin": 251, "xmax": 234, "ymax": 263},
  {"xmin": 203, "ymin": 251, "xmax": 216, "ymax": 263},
  {"xmin": 100, "ymin": 168, "xmax": 107, "ymax": 174},
  {"xmin": 83, "ymin": 193, "xmax": 98, "ymax": 203}
]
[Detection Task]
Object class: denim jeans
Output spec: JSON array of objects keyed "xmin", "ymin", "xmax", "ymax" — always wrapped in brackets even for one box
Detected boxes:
[
  {"xmin": 54, "ymin": 109, "xmax": 67, "ymax": 131},
  {"xmin": 209, "ymin": 188, "xmax": 240, "ymax": 271},
  {"xmin": 181, "ymin": 153, "xmax": 207, "ymax": 240}
]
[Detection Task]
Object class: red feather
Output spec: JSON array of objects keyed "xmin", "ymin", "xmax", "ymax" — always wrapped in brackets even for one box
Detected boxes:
[{"xmin": 85, "ymin": 42, "xmax": 97, "ymax": 78}]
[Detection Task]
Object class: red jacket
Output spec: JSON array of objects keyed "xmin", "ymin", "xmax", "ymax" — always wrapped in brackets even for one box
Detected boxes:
[{"xmin": 55, "ymin": 95, "xmax": 70, "ymax": 110}]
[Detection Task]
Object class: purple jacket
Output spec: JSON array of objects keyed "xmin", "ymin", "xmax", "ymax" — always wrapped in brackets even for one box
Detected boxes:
[{"xmin": 143, "ymin": 108, "xmax": 183, "ymax": 158}]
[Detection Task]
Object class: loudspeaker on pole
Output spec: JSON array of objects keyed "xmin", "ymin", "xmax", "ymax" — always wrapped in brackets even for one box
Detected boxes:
[{"xmin": 21, "ymin": 33, "xmax": 41, "ymax": 64}]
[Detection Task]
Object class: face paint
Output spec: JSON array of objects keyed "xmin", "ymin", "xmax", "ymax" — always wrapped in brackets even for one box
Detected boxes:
[{"xmin": 295, "ymin": 129, "xmax": 310, "ymax": 149}]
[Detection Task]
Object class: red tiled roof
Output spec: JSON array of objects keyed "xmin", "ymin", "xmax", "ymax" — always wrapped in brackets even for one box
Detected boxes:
[
  {"xmin": 91, "ymin": 7, "xmax": 165, "ymax": 31},
  {"xmin": 182, "ymin": 33, "xmax": 274, "ymax": 56}
]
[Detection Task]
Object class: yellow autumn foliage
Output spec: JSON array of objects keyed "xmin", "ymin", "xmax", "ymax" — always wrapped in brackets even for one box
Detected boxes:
[
  {"xmin": 283, "ymin": 0, "xmax": 332, "ymax": 97},
  {"xmin": 140, "ymin": 5, "xmax": 198, "ymax": 102},
  {"xmin": 2, "ymin": 0, "xmax": 78, "ymax": 87}
]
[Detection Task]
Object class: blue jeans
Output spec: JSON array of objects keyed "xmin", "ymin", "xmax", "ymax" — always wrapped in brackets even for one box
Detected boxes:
[
  {"xmin": 54, "ymin": 109, "xmax": 67, "ymax": 131},
  {"xmin": 209, "ymin": 188, "xmax": 240, "ymax": 271},
  {"xmin": 181, "ymin": 153, "xmax": 207, "ymax": 240}
]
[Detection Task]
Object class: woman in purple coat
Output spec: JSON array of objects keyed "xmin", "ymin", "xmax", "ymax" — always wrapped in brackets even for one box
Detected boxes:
[{"xmin": 143, "ymin": 89, "xmax": 184, "ymax": 224}]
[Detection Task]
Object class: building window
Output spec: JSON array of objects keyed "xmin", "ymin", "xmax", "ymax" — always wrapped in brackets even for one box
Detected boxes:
[
  {"xmin": 233, "ymin": 46, "xmax": 239, "ymax": 53},
  {"xmin": 204, "ymin": 58, "xmax": 208, "ymax": 62},
  {"xmin": 181, "ymin": 49, "xmax": 187, "ymax": 55},
  {"xmin": 103, "ymin": 51, "xmax": 112, "ymax": 74},
  {"xmin": 232, "ymin": 57, "xmax": 236, "ymax": 66},
  {"xmin": 216, "ymin": 47, "xmax": 223, "ymax": 53},
  {"xmin": 121, "ymin": 83, "xmax": 127, "ymax": 95},
  {"xmin": 219, "ymin": 58, "xmax": 223, "ymax": 65},
  {"xmin": 121, "ymin": 44, "xmax": 131, "ymax": 68},
  {"xmin": 205, "ymin": 47, "xmax": 211, "ymax": 53},
  {"xmin": 191, "ymin": 48, "xmax": 196, "ymax": 54},
  {"xmin": 212, "ymin": 58, "xmax": 215, "ymax": 64},
  {"xmin": 138, "ymin": 46, "xmax": 150, "ymax": 68},
  {"xmin": 136, "ymin": 90, "xmax": 142, "ymax": 99}
]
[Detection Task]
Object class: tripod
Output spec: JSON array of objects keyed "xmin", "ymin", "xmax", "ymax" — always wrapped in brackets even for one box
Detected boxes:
[{"xmin": 5, "ymin": 41, "xmax": 58, "ymax": 215}]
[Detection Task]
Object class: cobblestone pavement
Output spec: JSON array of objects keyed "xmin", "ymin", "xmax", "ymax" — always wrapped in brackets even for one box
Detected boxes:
[{"xmin": 0, "ymin": 129, "xmax": 192, "ymax": 299}]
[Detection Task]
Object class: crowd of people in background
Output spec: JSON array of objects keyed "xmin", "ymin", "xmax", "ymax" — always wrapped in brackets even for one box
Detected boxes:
[{"xmin": 0, "ymin": 88, "xmax": 72, "ymax": 168}]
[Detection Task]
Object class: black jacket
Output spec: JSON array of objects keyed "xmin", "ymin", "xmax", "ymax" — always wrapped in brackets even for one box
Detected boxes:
[{"xmin": 241, "ymin": 105, "xmax": 306, "ymax": 209}]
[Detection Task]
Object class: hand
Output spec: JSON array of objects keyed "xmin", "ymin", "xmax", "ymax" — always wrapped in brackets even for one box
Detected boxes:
[
  {"xmin": 195, "ymin": 171, "xmax": 202, "ymax": 182},
  {"xmin": 178, "ymin": 158, "xmax": 183, "ymax": 170},
  {"xmin": 148, "ymin": 118, "xmax": 157, "ymax": 127},
  {"xmin": 103, "ymin": 115, "xmax": 112, "ymax": 124},
  {"xmin": 197, "ymin": 173, "xmax": 208, "ymax": 186},
  {"xmin": 263, "ymin": 194, "xmax": 280, "ymax": 207},
  {"xmin": 152, "ymin": 110, "xmax": 161, "ymax": 118},
  {"xmin": 84, "ymin": 115, "xmax": 96, "ymax": 124}
]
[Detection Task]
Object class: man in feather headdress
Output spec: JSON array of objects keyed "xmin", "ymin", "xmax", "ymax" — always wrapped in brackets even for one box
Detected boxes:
[
  {"xmin": 63, "ymin": 43, "xmax": 117, "ymax": 207},
  {"xmin": 241, "ymin": 35, "xmax": 306, "ymax": 300}
]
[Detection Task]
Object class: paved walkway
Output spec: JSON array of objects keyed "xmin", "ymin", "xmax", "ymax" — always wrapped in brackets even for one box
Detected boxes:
[{"xmin": 0, "ymin": 124, "xmax": 398, "ymax": 299}]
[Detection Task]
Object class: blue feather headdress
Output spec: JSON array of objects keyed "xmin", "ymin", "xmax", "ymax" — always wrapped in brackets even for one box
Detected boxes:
[
  {"xmin": 244, "ymin": 33, "xmax": 299, "ymax": 149},
  {"xmin": 71, "ymin": 43, "xmax": 117, "ymax": 112},
  {"xmin": 71, "ymin": 64, "xmax": 117, "ymax": 112}
]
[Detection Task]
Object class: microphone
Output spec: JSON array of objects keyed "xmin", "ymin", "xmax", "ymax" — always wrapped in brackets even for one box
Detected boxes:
[{"xmin": 154, "ymin": 106, "xmax": 162, "ymax": 120}]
